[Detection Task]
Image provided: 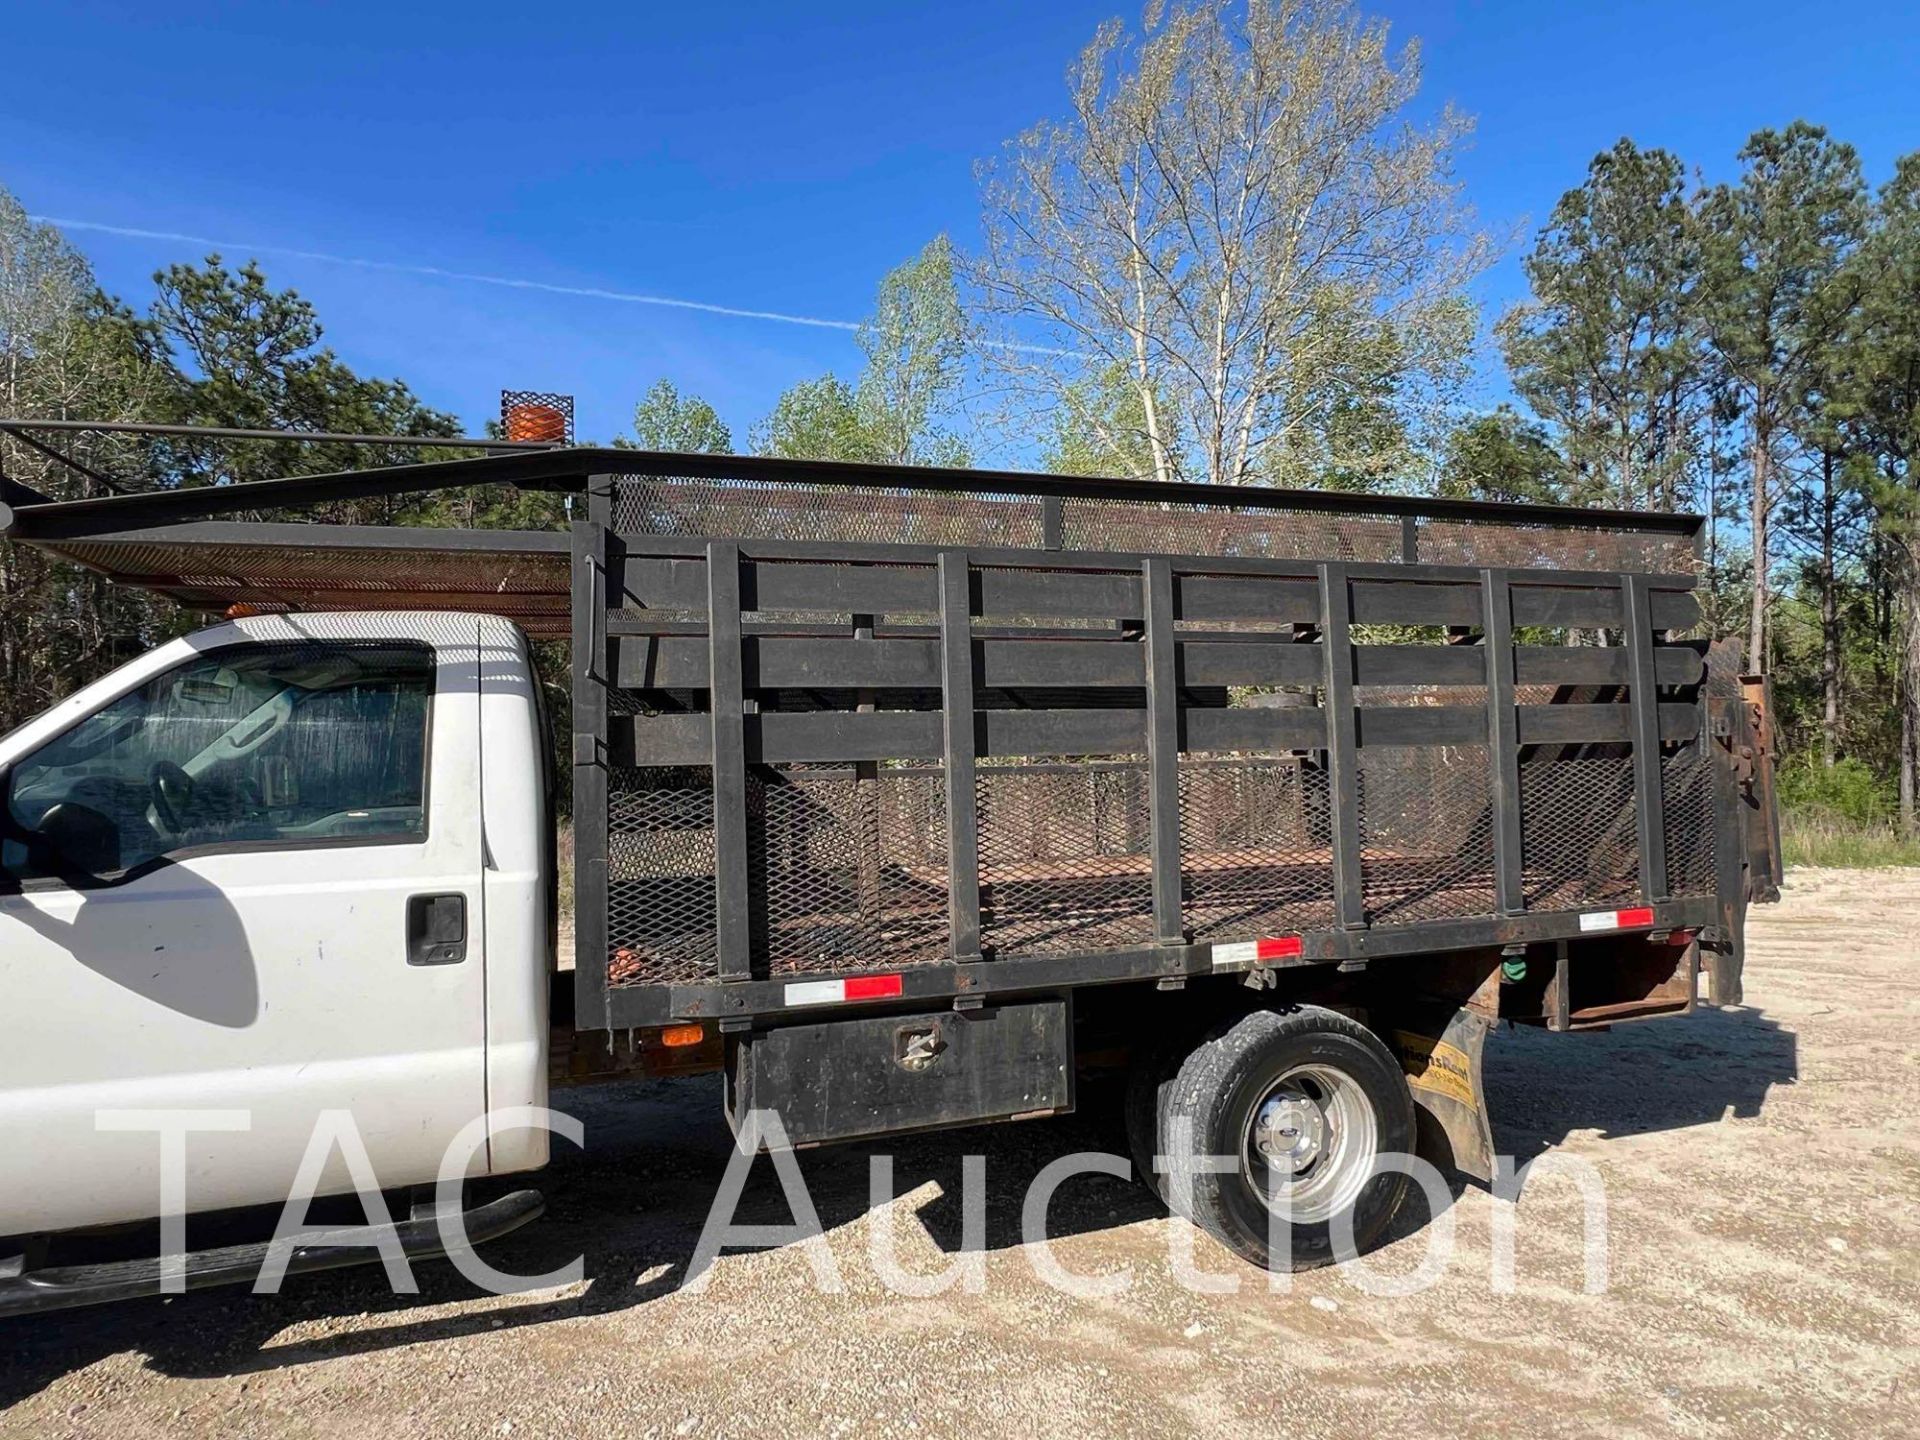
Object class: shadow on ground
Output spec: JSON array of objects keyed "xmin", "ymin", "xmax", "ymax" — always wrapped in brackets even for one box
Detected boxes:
[
  {"xmin": 1485, "ymin": 1002, "xmax": 1798, "ymax": 1168},
  {"xmin": 0, "ymin": 1003, "xmax": 1796, "ymax": 1407}
]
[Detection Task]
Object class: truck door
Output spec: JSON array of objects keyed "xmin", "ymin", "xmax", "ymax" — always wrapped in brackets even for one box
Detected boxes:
[{"xmin": 0, "ymin": 615, "xmax": 489, "ymax": 1236}]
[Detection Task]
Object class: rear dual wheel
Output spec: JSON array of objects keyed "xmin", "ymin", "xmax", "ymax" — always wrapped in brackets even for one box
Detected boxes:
[{"xmin": 1129, "ymin": 1005, "xmax": 1415, "ymax": 1271}]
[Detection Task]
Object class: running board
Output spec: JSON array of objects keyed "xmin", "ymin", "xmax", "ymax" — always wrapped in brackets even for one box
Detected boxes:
[{"xmin": 0, "ymin": 1188, "xmax": 545, "ymax": 1319}]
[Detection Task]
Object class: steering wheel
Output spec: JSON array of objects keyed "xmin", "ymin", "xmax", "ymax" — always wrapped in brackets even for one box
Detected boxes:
[{"xmin": 149, "ymin": 761, "xmax": 196, "ymax": 834}]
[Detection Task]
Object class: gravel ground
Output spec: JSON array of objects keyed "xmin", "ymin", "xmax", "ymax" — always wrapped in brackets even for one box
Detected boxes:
[{"xmin": 4, "ymin": 868, "xmax": 1916, "ymax": 1439}]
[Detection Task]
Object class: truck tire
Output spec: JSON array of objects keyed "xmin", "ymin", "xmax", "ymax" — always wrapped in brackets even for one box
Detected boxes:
[
  {"xmin": 1124, "ymin": 1009, "xmax": 1216, "ymax": 1207},
  {"xmin": 1153, "ymin": 1006, "xmax": 1415, "ymax": 1271},
  {"xmin": 1124, "ymin": 1032, "xmax": 1175, "ymax": 1207}
]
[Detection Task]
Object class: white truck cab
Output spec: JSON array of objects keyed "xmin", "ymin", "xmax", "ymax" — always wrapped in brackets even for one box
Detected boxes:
[{"xmin": 0, "ymin": 612, "xmax": 553, "ymax": 1241}]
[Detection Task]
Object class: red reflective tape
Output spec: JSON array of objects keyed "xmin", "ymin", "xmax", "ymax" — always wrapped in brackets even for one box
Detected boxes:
[
  {"xmin": 1617, "ymin": 906, "xmax": 1656, "ymax": 928},
  {"xmin": 842, "ymin": 974, "xmax": 904, "ymax": 1001},
  {"xmin": 1255, "ymin": 935, "xmax": 1304, "ymax": 960}
]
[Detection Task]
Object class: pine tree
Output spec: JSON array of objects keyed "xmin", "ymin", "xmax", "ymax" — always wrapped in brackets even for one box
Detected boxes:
[
  {"xmin": 1850, "ymin": 154, "xmax": 1920, "ymax": 828},
  {"xmin": 1697, "ymin": 123, "xmax": 1869, "ymax": 671},
  {"xmin": 1500, "ymin": 139, "xmax": 1703, "ymax": 513}
]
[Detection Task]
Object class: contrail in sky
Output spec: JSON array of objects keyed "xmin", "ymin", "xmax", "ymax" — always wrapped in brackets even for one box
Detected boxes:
[
  {"xmin": 34, "ymin": 214, "xmax": 865, "ymax": 332},
  {"xmin": 31, "ymin": 213, "xmax": 1081, "ymax": 357}
]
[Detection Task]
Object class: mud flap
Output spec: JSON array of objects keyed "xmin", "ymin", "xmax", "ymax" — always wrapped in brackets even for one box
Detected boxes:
[{"xmin": 1388, "ymin": 1007, "xmax": 1496, "ymax": 1186}]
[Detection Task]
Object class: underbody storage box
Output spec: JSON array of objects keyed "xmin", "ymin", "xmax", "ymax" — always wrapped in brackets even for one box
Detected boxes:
[{"xmin": 725, "ymin": 1000, "xmax": 1073, "ymax": 1148}]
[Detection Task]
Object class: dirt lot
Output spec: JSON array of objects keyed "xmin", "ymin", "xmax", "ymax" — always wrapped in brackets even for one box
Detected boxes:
[{"xmin": 4, "ymin": 868, "xmax": 1916, "ymax": 1439}]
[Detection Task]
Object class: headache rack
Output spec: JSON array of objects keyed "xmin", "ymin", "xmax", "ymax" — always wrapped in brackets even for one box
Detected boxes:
[{"xmin": 0, "ymin": 424, "xmax": 1772, "ymax": 1032}]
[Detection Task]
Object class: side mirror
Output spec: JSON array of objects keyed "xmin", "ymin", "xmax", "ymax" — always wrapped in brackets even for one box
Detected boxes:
[{"xmin": 31, "ymin": 802, "xmax": 122, "ymax": 877}]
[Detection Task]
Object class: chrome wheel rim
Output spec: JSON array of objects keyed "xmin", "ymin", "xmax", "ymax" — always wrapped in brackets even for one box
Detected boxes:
[{"xmin": 1242, "ymin": 1062, "xmax": 1379, "ymax": 1225}]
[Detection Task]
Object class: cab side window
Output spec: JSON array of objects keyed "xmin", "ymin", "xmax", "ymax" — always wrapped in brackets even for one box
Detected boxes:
[{"xmin": 2, "ymin": 643, "xmax": 433, "ymax": 885}]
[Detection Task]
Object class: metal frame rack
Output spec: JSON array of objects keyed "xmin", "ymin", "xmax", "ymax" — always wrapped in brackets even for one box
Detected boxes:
[
  {"xmin": 563, "ymin": 469, "xmax": 1737, "ymax": 1034},
  {"xmin": 0, "ymin": 420, "xmax": 1756, "ymax": 1037}
]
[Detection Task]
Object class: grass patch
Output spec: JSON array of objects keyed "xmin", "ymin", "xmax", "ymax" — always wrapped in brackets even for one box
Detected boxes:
[{"xmin": 1782, "ymin": 807, "xmax": 1920, "ymax": 868}]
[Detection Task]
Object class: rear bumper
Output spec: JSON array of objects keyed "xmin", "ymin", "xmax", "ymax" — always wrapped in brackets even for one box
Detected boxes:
[{"xmin": 0, "ymin": 1188, "xmax": 544, "ymax": 1320}]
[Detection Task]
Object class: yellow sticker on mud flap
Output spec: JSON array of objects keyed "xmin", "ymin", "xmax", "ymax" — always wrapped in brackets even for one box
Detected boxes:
[{"xmin": 1393, "ymin": 1030, "xmax": 1477, "ymax": 1110}]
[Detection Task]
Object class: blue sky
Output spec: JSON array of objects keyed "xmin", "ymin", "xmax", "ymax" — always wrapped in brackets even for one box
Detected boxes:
[{"xmin": 6, "ymin": 1, "xmax": 1918, "ymax": 448}]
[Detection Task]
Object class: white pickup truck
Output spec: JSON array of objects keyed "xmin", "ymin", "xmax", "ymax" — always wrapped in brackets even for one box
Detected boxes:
[
  {"xmin": 0, "ymin": 613, "xmax": 556, "ymax": 1302},
  {"xmin": 0, "ymin": 423, "xmax": 1779, "ymax": 1314}
]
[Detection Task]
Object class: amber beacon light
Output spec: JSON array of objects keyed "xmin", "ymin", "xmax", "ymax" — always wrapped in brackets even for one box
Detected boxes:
[{"xmin": 500, "ymin": 390, "xmax": 574, "ymax": 445}]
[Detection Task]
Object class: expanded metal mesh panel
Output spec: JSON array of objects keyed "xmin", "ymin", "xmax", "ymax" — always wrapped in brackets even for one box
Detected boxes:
[
  {"xmin": 976, "ymin": 761, "xmax": 1156, "ymax": 954},
  {"xmin": 613, "ymin": 476, "xmax": 1046, "ymax": 548},
  {"xmin": 1518, "ymin": 754, "xmax": 1641, "ymax": 912},
  {"xmin": 1179, "ymin": 759, "xmax": 1337, "ymax": 941},
  {"xmin": 607, "ymin": 769, "xmax": 717, "ymax": 987},
  {"xmin": 601, "ymin": 743, "xmax": 1719, "ymax": 989},
  {"xmin": 1663, "ymin": 749, "xmax": 1717, "ymax": 897},
  {"xmin": 1415, "ymin": 520, "xmax": 1698, "ymax": 575},
  {"xmin": 751, "ymin": 766, "xmax": 950, "ymax": 975},
  {"xmin": 1358, "ymin": 746, "xmax": 1498, "ymax": 924},
  {"xmin": 609, "ymin": 473, "xmax": 1696, "ymax": 574},
  {"xmin": 51, "ymin": 538, "xmax": 568, "ymax": 593},
  {"xmin": 1058, "ymin": 497, "xmax": 1405, "ymax": 562}
]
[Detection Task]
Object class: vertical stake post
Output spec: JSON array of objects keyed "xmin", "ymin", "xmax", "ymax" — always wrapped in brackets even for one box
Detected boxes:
[
  {"xmin": 1482, "ymin": 569, "xmax": 1525, "ymax": 916},
  {"xmin": 1624, "ymin": 575, "xmax": 1671, "ymax": 903},
  {"xmin": 1319, "ymin": 563, "xmax": 1365, "ymax": 930},
  {"xmin": 938, "ymin": 553, "xmax": 983, "ymax": 962},
  {"xmin": 1142, "ymin": 558, "xmax": 1185, "ymax": 946},
  {"xmin": 571, "ymin": 473, "xmax": 615, "ymax": 1028},
  {"xmin": 707, "ymin": 540, "xmax": 754, "ymax": 980}
]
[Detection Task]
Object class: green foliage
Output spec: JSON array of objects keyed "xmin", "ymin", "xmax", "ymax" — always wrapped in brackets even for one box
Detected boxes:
[
  {"xmin": 755, "ymin": 237, "xmax": 969, "ymax": 465},
  {"xmin": 0, "ymin": 187, "xmax": 177, "ymax": 731},
  {"xmin": 150, "ymin": 256, "xmax": 462, "ymax": 499},
  {"xmin": 1263, "ymin": 317, "xmax": 1414, "ymax": 493},
  {"xmin": 1700, "ymin": 124, "xmax": 1871, "ymax": 665},
  {"xmin": 1042, "ymin": 361, "xmax": 1171, "ymax": 478},
  {"xmin": 1501, "ymin": 139, "xmax": 1701, "ymax": 512},
  {"xmin": 1776, "ymin": 735, "xmax": 1920, "ymax": 869},
  {"xmin": 1496, "ymin": 125, "xmax": 1920, "ymax": 836},
  {"xmin": 1696, "ymin": 126, "xmax": 1870, "ymax": 413},
  {"xmin": 1264, "ymin": 293, "xmax": 1479, "ymax": 495},
  {"xmin": 855, "ymin": 235, "xmax": 968, "ymax": 466},
  {"xmin": 1438, "ymin": 406, "xmax": 1569, "ymax": 504},
  {"xmin": 1776, "ymin": 750, "xmax": 1920, "ymax": 870},
  {"xmin": 628, "ymin": 378, "xmax": 731, "ymax": 454},
  {"xmin": 1853, "ymin": 156, "xmax": 1920, "ymax": 492},
  {"xmin": 1780, "ymin": 808, "xmax": 1920, "ymax": 868},
  {"xmin": 12, "ymin": 105, "xmax": 1920, "ymax": 852},
  {"xmin": 973, "ymin": 0, "xmax": 1491, "ymax": 486},
  {"xmin": 751, "ymin": 372, "xmax": 877, "ymax": 462},
  {"xmin": 1778, "ymin": 756, "xmax": 1896, "ymax": 827}
]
